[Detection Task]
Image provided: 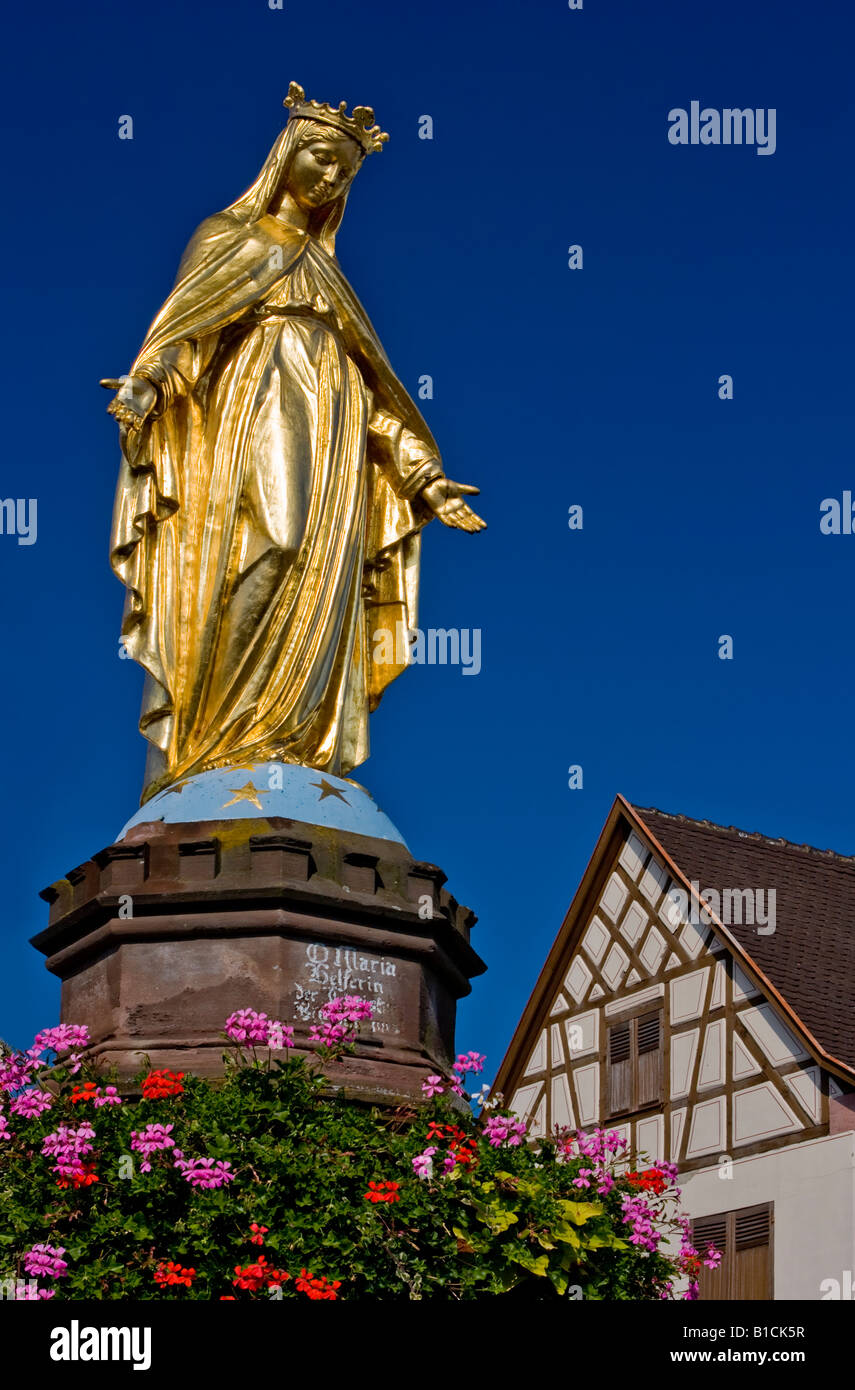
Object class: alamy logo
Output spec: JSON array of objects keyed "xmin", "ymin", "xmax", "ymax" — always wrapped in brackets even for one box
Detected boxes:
[
  {"xmin": 668, "ymin": 103, "xmax": 776, "ymax": 156},
  {"xmin": 0, "ymin": 498, "xmax": 37, "ymax": 545},
  {"xmin": 664, "ymin": 880, "xmax": 776, "ymax": 935},
  {"xmin": 372, "ymin": 622, "xmax": 481, "ymax": 675},
  {"xmin": 50, "ymin": 1321, "xmax": 151, "ymax": 1371},
  {"xmin": 0, "ymin": 1277, "xmax": 39, "ymax": 1299},
  {"xmin": 820, "ymin": 1271, "xmax": 854, "ymax": 1300},
  {"xmin": 820, "ymin": 493, "xmax": 855, "ymax": 534}
]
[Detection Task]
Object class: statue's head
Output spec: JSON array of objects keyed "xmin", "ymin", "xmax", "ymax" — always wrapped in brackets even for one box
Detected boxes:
[
  {"xmin": 279, "ymin": 83, "xmax": 389, "ymax": 216},
  {"xmin": 231, "ymin": 84, "xmax": 389, "ymax": 253}
]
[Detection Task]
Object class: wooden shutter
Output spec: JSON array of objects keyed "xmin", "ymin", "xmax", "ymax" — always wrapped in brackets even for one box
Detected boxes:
[
  {"xmin": 693, "ymin": 1214, "xmax": 729, "ymax": 1301},
  {"xmin": 607, "ymin": 1009, "xmax": 662, "ymax": 1116},
  {"xmin": 636, "ymin": 1010, "xmax": 663, "ymax": 1107},
  {"xmin": 733, "ymin": 1206, "xmax": 773, "ymax": 1300},
  {"xmin": 693, "ymin": 1205, "xmax": 773, "ymax": 1300},
  {"xmin": 607, "ymin": 1020, "xmax": 632, "ymax": 1115}
]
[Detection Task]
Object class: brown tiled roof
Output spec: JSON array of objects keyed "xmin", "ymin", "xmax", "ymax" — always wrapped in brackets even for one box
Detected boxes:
[{"xmin": 633, "ymin": 805, "xmax": 855, "ymax": 1071}]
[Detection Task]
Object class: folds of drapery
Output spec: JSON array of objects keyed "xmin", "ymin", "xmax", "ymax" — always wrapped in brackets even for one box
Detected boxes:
[{"xmin": 109, "ymin": 212, "xmax": 444, "ymax": 800}]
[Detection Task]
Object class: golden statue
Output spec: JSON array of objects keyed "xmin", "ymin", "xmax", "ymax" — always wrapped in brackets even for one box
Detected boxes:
[{"xmin": 104, "ymin": 83, "xmax": 485, "ymax": 803}]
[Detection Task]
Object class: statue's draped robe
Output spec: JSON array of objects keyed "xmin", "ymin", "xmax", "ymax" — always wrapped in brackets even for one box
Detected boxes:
[{"xmin": 110, "ymin": 212, "xmax": 443, "ymax": 801}]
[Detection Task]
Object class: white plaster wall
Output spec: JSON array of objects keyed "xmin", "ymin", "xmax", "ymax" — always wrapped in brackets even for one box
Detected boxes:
[{"xmin": 680, "ymin": 1132, "xmax": 855, "ymax": 1300}]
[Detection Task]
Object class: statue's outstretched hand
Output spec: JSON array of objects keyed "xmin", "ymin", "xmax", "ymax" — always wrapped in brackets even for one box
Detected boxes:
[
  {"xmin": 101, "ymin": 376, "xmax": 157, "ymax": 433},
  {"xmin": 419, "ymin": 478, "xmax": 486, "ymax": 533}
]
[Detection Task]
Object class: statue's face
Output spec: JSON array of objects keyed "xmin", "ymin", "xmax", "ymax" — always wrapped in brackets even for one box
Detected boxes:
[{"xmin": 287, "ymin": 134, "xmax": 362, "ymax": 211}]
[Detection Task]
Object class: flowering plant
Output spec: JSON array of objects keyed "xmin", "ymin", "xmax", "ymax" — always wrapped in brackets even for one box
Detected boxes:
[{"xmin": 0, "ymin": 1004, "xmax": 714, "ymax": 1300}]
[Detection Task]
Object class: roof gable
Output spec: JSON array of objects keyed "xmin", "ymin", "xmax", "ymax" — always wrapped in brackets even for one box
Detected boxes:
[
  {"xmin": 495, "ymin": 797, "xmax": 855, "ymax": 1102},
  {"xmin": 494, "ymin": 797, "xmax": 845, "ymax": 1167}
]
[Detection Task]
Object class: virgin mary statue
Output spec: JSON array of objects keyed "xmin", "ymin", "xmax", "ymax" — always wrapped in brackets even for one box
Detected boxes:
[{"xmin": 105, "ymin": 83, "xmax": 484, "ymax": 804}]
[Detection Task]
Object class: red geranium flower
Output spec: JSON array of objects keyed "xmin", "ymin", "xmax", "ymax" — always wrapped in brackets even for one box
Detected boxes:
[
  {"xmin": 295, "ymin": 1269, "xmax": 341, "ymax": 1301},
  {"xmin": 56, "ymin": 1162, "xmax": 99, "ymax": 1190},
  {"xmin": 70, "ymin": 1082, "xmax": 99, "ymax": 1105},
  {"xmin": 363, "ymin": 1180, "xmax": 401, "ymax": 1205},
  {"xmin": 449, "ymin": 1141, "xmax": 478, "ymax": 1166},
  {"xmin": 141, "ymin": 1069, "xmax": 185, "ymax": 1101},
  {"xmin": 427, "ymin": 1122, "xmax": 467, "ymax": 1144},
  {"xmin": 626, "ymin": 1167, "xmax": 668, "ymax": 1196},
  {"xmin": 248, "ymin": 1223, "xmax": 268, "ymax": 1246},
  {"xmin": 154, "ymin": 1260, "xmax": 196, "ymax": 1288},
  {"xmin": 233, "ymin": 1256, "xmax": 290, "ymax": 1293}
]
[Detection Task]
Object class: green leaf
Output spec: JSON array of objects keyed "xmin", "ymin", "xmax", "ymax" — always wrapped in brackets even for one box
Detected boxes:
[
  {"xmin": 479, "ymin": 1205, "xmax": 519, "ymax": 1235},
  {"xmin": 557, "ymin": 1200, "xmax": 603, "ymax": 1225},
  {"xmin": 548, "ymin": 1268, "xmax": 569, "ymax": 1295},
  {"xmin": 585, "ymin": 1232, "xmax": 626, "ymax": 1251},
  {"xmin": 551, "ymin": 1222, "xmax": 581, "ymax": 1249},
  {"xmin": 507, "ymin": 1248, "xmax": 549, "ymax": 1277}
]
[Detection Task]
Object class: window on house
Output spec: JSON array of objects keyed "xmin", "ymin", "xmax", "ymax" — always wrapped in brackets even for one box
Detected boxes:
[
  {"xmin": 606, "ymin": 1008, "xmax": 663, "ymax": 1116},
  {"xmin": 692, "ymin": 1204, "xmax": 773, "ymax": 1300}
]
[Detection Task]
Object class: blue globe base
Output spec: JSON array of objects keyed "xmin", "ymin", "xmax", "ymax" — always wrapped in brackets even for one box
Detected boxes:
[{"xmin": 119, "ymin": 762, "xmax": 408, "ymax": 848}]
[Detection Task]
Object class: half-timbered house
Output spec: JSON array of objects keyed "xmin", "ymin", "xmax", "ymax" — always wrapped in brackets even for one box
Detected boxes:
[{"xmin": 494, "ymin": 796, "xmax": 855, "ymax": 1299}]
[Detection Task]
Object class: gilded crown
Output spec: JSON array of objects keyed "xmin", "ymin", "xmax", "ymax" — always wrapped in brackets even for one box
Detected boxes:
[{"xmin": 284, "ymin": 81, "xmax": 389, "ymax": 155}]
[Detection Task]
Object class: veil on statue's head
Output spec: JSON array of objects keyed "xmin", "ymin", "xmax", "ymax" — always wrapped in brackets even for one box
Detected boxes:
[{"xmin": 226, "ymin": 117, "xmax": 362, "ymax": 256}]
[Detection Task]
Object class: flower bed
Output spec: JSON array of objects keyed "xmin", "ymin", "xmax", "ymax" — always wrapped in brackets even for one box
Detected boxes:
[{"xmin": 0, "ymin": 1002, "xmax": 718, "ymax": 1300}]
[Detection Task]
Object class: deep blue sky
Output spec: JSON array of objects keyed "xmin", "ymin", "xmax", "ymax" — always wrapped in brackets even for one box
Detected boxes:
[{"xmin": 1, "ymin": 0, "xmax": 853, "ymax": 1079}]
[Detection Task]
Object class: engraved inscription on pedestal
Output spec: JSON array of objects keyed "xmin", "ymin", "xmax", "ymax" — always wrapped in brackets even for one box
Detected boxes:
[
  {"xmin": 293, "ymin": 942, "xmax": 402, "ymax": 1037},
  {"xmin": 34, "ymin": 818, "xmax": 486, "ymax": 1099}
]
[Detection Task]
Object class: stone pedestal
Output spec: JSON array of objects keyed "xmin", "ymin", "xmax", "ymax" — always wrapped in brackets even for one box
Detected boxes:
[{"xmin": 31, "ymin": 800, "xmax": 485, "ymax": 1105}]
